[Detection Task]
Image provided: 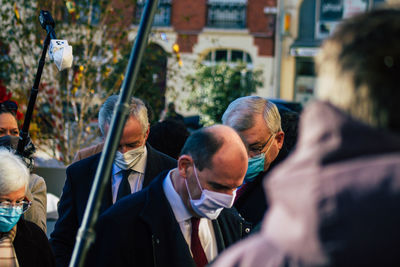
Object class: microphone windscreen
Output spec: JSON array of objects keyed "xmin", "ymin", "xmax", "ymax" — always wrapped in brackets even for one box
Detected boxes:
[{"xmin": 49, "ymin": 40, "xmax": 73, "ymax": 71}]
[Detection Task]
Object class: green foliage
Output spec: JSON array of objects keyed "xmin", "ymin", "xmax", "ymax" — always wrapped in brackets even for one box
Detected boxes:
[
  {"xmin": 186, "ymin": 63, "xmax": 263, "ymax": 125},
  {"xmin": 134, "ymin": 44, "xmax": 171, "ymax": 124},
  {"xmin": 0, "ymin": 0, "xmax": 174, "ymax": 164}
]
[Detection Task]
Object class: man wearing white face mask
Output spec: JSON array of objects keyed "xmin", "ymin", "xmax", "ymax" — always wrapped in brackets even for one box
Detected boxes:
[
  {"xmin": 222, "ymin": 96, "xmax": 286, "ymax": 227},
  {"xmin": 50, "ymin": 95, "xmax": 176, "ymax": 267},
  {"xmin": 87, "ymin": 125, "xmax": 252, "ymax": 267}
]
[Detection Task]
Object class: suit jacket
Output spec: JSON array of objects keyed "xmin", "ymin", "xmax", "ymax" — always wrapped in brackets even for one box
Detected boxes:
[
  {"xmin": 72, "ymin": 142, "xmax": 104, "ymax": 163},
  {"xmin": 24, "ymin": 173, "xmax": 47, "ymax": 233},
  {"xmin": 88, "ymin": 170, "xmax": 252, "ymax": 267},
  {"xmin": 14, "ymin": 219, "xmax": 55, "ymax": 267},
  {"xmin": 234, "ymin": 150, "xmax": 287, "ymax": 227},
  {"xmin": 50, "ymin": 144, "xmax": 176, "ymax": 267},
  {"xmin": 234, "ymin": 170, "xmax": 267, "ymax": 227}
]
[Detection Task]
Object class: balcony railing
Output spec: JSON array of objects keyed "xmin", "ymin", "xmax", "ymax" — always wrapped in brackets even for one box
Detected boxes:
[
  {"xmin": 207, "ymin": 2, "xmax": 246, "ymax": 29},
  {"xmin": 135, "ymin": 0, "xmax": 171, "ymax": 27}
]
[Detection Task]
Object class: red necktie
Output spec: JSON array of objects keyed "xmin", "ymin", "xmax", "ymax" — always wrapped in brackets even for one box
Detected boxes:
[{"xmin": 190, "ymin": 217, "xmax": 208, "ymax": 267}]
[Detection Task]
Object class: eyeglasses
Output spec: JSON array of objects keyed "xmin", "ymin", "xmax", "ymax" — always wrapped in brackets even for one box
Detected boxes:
[
  {"xmin": 0, "ymin": 200, "xmax": 31, "ymax": 216},
  {"xmin": 0, "ymin": 100, "xmax": 18, "ymax": 115},
  {"xmin": 248, "ymin": 134, "xmax": 274, "ymax": 155}
]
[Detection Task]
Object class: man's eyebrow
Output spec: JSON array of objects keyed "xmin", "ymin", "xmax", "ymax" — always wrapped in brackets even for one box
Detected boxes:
[
  {"xmin": 120, "ymin": 141, "xmax": 140, "ymax": 147},
  {"xmin": 249, "ymin": 139, "xmax": 268, "ymax": 148},
  {"xmin": 128, "ymin": 141, "xmax": 141, "ymax": 145},
  {"xmin": 208, "ymin": 181, "xmax": 232, "ymax": 190}
]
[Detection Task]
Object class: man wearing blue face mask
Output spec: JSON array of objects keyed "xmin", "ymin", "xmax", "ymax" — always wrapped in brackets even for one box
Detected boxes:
[
  {"xmin": 50, "ymin": 95, "xmax": 176, "ymax": 267},
  {"xmin": 222, "ymin": 96, "xmax": 286, "ymax": 227},
  {"xmin": 87, "ymin": 125, "xmax": 252, "ymax": 267}
]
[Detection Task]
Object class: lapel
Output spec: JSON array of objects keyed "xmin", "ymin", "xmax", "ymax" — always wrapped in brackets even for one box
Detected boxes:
[
  {"xmin": 214, "ymin": 208, "xmax": 248, "ymax": 252},
  {"xmin": 142, "ymin": 144, "xmax": 157, "ymax": 188},
  {"xmin": 212, "ymin": 219, "xmax": 225, "ymax": 253},
  {"xmin": 139, "ymin": 173, "xmax": 196, "ymax": 267}
]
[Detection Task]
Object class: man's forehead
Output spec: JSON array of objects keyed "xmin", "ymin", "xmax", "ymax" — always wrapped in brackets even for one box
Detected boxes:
[
  {"xmin": 207, "ymin": 142, "xmax": 246, "ymax": 176},
  {"xmin": 241, "ymin": 125, "xmax": 270, "ymax": 144}
]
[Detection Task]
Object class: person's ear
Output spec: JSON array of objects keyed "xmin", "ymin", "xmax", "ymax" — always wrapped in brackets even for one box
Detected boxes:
[
  {"xmin": 143, "ymin": 124, "xmax": 150, "ymax": 142},
  {"xmin": 275, "ymin": 131, "xmax": 285, "ymax": 150},
  {"xmin": 178, "ymin": 155, "xmax": 193, "ymax": 179}
]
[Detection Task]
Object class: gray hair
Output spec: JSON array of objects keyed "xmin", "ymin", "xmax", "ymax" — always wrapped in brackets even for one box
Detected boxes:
[
  {"xmin": 316, "ymin": 7, "xmax": 400, "ymax": 133},
  {"xmin": 98, "ymin": 95, "xmax": 149, "ymax": 136},
  {"xmin": 0, "ymin": 148, "xmax": 29, "ymax": 195},
  {"xmin": 222, "ymin": 96, "xmax": 282, "ymax": 134}
]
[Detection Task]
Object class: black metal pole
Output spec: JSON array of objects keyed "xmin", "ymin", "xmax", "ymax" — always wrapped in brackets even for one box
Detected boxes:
[
  {"xmin": 69, "ymin": 1, "xmax": 159, "ymax": 266},
  {"xmin": 16, "ymin": 32, "xmax": 52, "ymax": 155}
]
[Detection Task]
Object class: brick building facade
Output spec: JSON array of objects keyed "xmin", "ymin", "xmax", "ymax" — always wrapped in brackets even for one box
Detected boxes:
[{"xmin": 131, "ymin": 0, "xmax": 279, "ymax": 115}]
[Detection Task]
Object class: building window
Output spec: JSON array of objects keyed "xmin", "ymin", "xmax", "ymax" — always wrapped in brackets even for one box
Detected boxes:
[
  {"xmin": 135, "ymin": 0, "xmax": 171, "ymax": 27},
  {"xmin": 203, "ymin": 49, "xmax": 253, "ymax": 68},
  {"xmin": 316, "ymin": 0, "xmax": 370, "ymax": 39},
  {"xmin": 294, "ymin": 57, "xmax": 316, "ymax": 104},
  {"xmin": 207, "ymin": 0, "xmax": 247, "ymax": 29}
]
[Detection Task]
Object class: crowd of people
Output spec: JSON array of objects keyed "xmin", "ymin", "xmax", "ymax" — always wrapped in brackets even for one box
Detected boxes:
[{"xmin": 0, "ymin": 6, "xmax": 399, "ymax": 267}]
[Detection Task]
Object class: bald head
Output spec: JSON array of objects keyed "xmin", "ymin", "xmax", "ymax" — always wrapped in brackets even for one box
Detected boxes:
[
  {"xmin": 207, "ymin": 124, "xmax": 247, "ymax": 165},
  {"xmin": 208, "ymin": 125, "xmax": 249, "ymax": 185},
  {"xmin": 180, "ymin": 125, "xmax": 248, "ymax": 173},
  {"xmin": 179, "ymin": 125, "xmax": 248, "ymax": 200}
]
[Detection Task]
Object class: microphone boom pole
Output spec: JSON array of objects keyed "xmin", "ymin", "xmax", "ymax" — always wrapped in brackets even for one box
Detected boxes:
[
  {"xmin": 17, "ymin": 10, "xmax": 56, "ymax": 155},
  {"xmin": 69, "ymin": 1, "xmax": 159, "ymax": 266}
]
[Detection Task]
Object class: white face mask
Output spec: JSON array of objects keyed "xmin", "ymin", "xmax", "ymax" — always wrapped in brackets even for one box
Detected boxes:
[
  {"xmin": 114, "ymin": 145, "xmax": 145, "ymax": 170},
  {"xmin": 185, "ymin": 164, "xmax": 236, "ymax": 220}
]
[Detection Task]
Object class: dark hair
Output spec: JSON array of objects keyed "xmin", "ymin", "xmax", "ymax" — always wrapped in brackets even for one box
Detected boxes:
[
  {"xmin": 147, "ymin": 119, "xmax": 190, "ymax": 159},
  {"xmin": 180, "ymin": 127, "xmax": 223, "ymax": 171},
  {"xmin": 0, "ymin": 100, "xmax": 18, "ymax": 117}
]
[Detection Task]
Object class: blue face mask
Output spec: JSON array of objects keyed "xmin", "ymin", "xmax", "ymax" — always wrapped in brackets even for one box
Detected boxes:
[
  {"xmin": 0, "ymin": 207, "xmax": 22, "ymax": 232},
  {"xmin": 244, "ymin": 134, "xmax": 276, "ymax": 182},
  {"xmin": 244, "ymin": 153, "xmax": 265, "ymax": 182}
]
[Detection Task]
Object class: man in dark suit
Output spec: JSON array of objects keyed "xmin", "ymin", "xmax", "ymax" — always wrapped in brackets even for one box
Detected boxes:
[
  {"xmin": 222, "ymin": 96, "xmax": 286, "ymax": 226},
  {"xmin": 50, "ymin": 95, "xmax": 176, "ymax": 267},
  {"xmin": 88, "ymin": 125, "xmax": 252, "ymax": 267}
]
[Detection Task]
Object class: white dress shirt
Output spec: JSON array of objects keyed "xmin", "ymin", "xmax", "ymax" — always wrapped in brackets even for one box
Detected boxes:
[
  {"xmin": 111, "ymin": 147, "xmax": 148, "ymax": 203},
  {"xmin": 163, "ymin": 170, "xmax": 218, "ymax": 262}
]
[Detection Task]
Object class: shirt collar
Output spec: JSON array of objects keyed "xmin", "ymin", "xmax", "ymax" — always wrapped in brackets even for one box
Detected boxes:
[{"xmin": 163, "ymin": 170, "xmax": 192, "ymax": 223}]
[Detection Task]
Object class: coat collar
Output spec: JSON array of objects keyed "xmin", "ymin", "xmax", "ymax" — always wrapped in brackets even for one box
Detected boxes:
[
  {"xmin": 13, "ymin": 220, "xmax": 36, "ymax": 265},
  {"xmin": 139, "ymin": 172, "xmax": 241, "ymax": 256},
  {"xmin": 139, "ymin": 171, "xmax": 196, "ymax": 266},
  {"xmin": 142, "ymin": 143, "xmax": 160, "ymax": 187}
]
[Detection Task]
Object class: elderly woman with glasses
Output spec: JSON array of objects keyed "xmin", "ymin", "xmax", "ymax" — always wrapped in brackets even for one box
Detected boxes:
[
  {"xmin": 0, "ymin": 148, "xmax": 55, "ymax": 266},
  {"xmin": 0, "ymin": 100, "xmax": 47, "ymax": 233}
]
